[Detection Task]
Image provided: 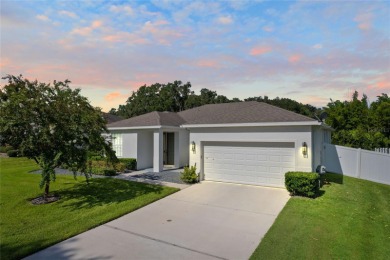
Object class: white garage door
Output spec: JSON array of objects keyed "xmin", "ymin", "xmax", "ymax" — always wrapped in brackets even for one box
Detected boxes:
[{"xmin": 204, "ymin": 142, "xmax": 295, "ymax": 187}]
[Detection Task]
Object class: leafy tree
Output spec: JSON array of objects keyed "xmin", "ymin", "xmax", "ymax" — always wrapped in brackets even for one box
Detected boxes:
[
  {"xmin": 245, "ymin": 96, "xmax": 319, "ymax": 118},
  {"xmin": 116, "ymin": 81, "xmax": 192, "ymax": 117},
  {"xmin": 112, "ymin": 81, "xmax": 319, "ymax": 119},
  {"xmin": 0, "ymin": 75, "xmax": 116, "ymax": 197},
  {"xmin": 199, "ymin": 88, "xmax": 217, "ymax": 105},
  {"xmin": 325, "ymin": 91, "xmax": 390, "ymax": 149}
]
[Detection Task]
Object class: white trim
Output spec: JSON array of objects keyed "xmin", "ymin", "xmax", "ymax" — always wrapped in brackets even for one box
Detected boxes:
[
  {"xmin": 182, "ymin": 121, "xmax": 321, "ymax": 128},
  {"xmin": 108, "ymin": 122, "xmax": 333, "ymax": 131},
  {"xmin": 108, "ymin": 125, "xmax": 181, "ymax": 130}
]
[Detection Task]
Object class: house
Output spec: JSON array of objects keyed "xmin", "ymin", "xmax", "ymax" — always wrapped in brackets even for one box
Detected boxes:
[{"xmin": 107, "ymin": 101, "xmax": 332, "ymax": 188}]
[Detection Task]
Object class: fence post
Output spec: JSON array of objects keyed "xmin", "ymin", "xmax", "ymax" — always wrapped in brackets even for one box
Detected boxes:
[{"xmin": 356, "ymin": 148, "xmax": 362, "ymax": 178}]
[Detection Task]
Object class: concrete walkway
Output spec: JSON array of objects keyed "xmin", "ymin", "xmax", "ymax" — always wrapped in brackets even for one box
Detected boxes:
[
  {"xmin": 115, "ymin": 168, "xmax": 190, "ymax": 190},
  {"xmin": 26, "ymin": 182, "xmax": 290, "ymax": 260}
]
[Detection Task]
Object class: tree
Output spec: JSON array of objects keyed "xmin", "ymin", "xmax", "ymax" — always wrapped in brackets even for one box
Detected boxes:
[
  {"xmin": 325, "ymin": 91, "xmax": 390, "ymax": 149},
  {"xmin": 116, "ymin": 81, "xmax": 192, "ymax": 117},
  {"xmin": 0, "ymin": 75, "xmax": 116, "ymax": 197}
]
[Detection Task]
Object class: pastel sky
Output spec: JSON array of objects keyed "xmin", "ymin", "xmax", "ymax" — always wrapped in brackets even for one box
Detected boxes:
[{"xmin": 1, "ymin": 0, "xmax": 389, "ymax": 112}]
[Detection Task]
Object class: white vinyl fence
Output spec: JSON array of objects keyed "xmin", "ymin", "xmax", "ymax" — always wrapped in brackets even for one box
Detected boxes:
[
  {"xmin": 324, "ymin": 143, "xmax": 390, "ymax": 185},
  {"xmin": 375, "ymin": 148, "xmax": 390, "ymax": 154}
]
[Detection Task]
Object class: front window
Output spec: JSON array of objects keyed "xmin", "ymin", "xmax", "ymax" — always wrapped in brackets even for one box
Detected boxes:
[{"xmin": 111, "ymin": 133, "xmax": 123, "ymax": 157}]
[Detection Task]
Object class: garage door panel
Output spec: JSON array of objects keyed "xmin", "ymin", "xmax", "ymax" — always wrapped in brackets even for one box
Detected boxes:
[{"xmin": 204, "ymin": 143, "xmax": 295, "ymax": 187}]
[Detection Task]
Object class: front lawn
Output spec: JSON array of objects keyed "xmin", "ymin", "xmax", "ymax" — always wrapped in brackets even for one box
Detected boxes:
[
  {"xmin": 251, "ymin": 173, "xmax": 390, "ymax": 259},
  {"xmin": 0, "ymin": 157, "xmax": 179, "ymax": 260}
]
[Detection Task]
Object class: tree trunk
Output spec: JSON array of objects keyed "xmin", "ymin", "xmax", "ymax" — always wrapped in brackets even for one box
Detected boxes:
[{"xmin": 44, "ymin": 182, "xmax": 50, "ymax": 198}]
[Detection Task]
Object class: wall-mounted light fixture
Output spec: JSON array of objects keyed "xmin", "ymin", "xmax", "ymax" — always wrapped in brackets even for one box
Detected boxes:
[
  {"xmin": 302, "ymin": 142, "xmax": 308, "ymax": 157},
  {"xmin": 191, "ymin": 141, "xmax": 196, "ymax": 153}
]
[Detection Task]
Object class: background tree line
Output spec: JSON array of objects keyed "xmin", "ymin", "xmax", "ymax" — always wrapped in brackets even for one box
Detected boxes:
[
  {"xmin": 109, "ymin": 81, "xmax": 389, "ymax": 150},
  {"xmin": 109, "ymin": 80, "xmax": 319, "ymax": 118}
]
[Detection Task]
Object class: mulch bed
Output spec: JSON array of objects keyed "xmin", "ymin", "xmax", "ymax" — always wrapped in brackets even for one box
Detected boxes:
[{"xmin": 30, "ymin": 195, "xmax": 60, "ymax": 205}]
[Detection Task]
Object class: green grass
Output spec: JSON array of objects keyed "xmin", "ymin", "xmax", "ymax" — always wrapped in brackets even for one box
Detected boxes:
[
  {"xmin": 0, "ymin": 157, "xmax": 179, "ymax": 259},
  {"xmin": 251, "ymin": 173, "xmax": 390, "ymax": 260}
]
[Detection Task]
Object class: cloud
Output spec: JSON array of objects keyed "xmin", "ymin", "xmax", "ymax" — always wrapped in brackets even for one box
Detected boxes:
[
  {"xmin": 36, "ymin": 14, "xmax": 50, "ymax": 22},
  {"xmin": 105, "ymin": 91, "xmax": 126, "ymax": 101},
  {"xmin": 109, "ymin": 5, "xmax": 134, "ymax": 15},
  {"xmin": 103, "ymin": 32, "xmax": 149, "ymax": 45},
  {"xmin": 196, "ymin": 59, "xmax": 219, "ymax": 68},
  {"xmin": 312, "ymin": 44, "xmax": 322, "ymax": 49},
  {"xmin": 262, "ymin": 25, "xmax": 274, "ymax": 32},
  {"xmin": 250, "ymin": 46, "xmax": 272, "ymax": 56},
  {"xmin": 141, "ymin": 20, "xmax": 182, "ymax": 45},
  {"xmin": 217, "ymin": 15, "xmax": 234, "ymax": 25},
  {"xmin": 58, "ymin": 10, "xmax": 78, "ymax": 19},
  {"xmin": 71, "ymin": 20, "xmax": 103, "ymax": 36},
  {"xmin": 288, "ymin": 54, "xmax": 302, "ymax": 63},
  {"xmin": 354, "ymin": 12, "xmax": 373, "ymax": 30}
]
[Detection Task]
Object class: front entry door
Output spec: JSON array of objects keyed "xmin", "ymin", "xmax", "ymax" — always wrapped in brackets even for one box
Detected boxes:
[{"xmin": 163, "ymin": 133, "xmax": 175, "ymax": 165}]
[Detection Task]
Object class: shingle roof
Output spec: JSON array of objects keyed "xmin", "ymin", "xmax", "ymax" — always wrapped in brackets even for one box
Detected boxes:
[
  {"xmin": 107, "ymin": 101, "xmax": 315, "ymax": 128},
  {"xmin": 107, "ymin": 111, "xmax": 186, "ymax": 128},
  {"xmin": 179, "ymin": 101, "xmax": 315, "ymax": 124},
  {"xmin": 102, "ymin": 113, "xmax": 124, "ymax": 124}
]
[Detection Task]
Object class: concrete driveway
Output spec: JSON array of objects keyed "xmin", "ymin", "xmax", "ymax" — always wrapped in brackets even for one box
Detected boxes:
[{"xmin": 27, "ymin": 181, "xmax": 289, "ymax": 260}]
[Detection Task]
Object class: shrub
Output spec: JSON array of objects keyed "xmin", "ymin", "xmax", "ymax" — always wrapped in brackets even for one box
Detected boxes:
[
  {"xmin": 103, "ymin": 169, "xmax": 117, "ymax": 176},
  {"xmin": 87, "ymin": 160, "xmax": 125, "ymax": 175},
  {"xmin": 285, "ymin": 171, "xmax": 320, "ymax": 198},
  {"xmin": 0, "ymin": 146, "xmax": 14, "ymax": 153},
  {"xmin": 7, "ymin": 150, "xmax": 19, "ymax": 157},
  {"xmin": 180, "ymin": 165, "xmax": 199, "ymax": 184},
  {"xmin": 118, "ymin": 158, "xmax": 137, "ymax": 170},
  {"xmin": 113, "ymin": 162, "xmax": 126, "ymax": 172},
  {"xmin": 89, "ymin": 155, "xmax": 104, "ymax": 161}
]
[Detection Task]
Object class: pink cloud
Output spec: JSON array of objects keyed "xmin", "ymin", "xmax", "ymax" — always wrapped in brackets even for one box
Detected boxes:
[
  {"xmin": 288, "ymin": 54, "xmax": 302, "ymax": 63},
  {"xmin": 91, "ymin": 20, "xmax": 103, "ymax": 28},
  {"xmin": 217, "ymin": 15, "xmax": 234, "ymax": 25},
  {"xmin": 196, "ymin": 59, "xmax": 219, "ymax": 68},
  {"xmin": 103, "ymin": 32, "xmax": 149, "ymax": 45},
  {"xmin": 368, "ymin": 80, "xmax": 390, "ymax": 90},
  {"xmin": 58, "ymin": 10, "xmax": 78, "ymax": 19},
  {"xmin": 105, "ymin": 91, "xmax": 127, "ymax": 101},
  {"xmin": 250, "ymin": 46, "xmax": 272, "ymax": 56},
  {"xmin": 71, "ymin": 20, "xmax": 103, "ymax": 36},
  {"xmin": 354, "ymin": 12, "xmax": 373, "ymax": 30},
  {"xmin": 36, "ymin": 14, "xmax": 50, "ymax": 22}
]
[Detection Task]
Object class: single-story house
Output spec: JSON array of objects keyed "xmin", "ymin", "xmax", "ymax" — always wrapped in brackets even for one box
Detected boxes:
[{"xmin": 107, "ymin": 101, "xmax": 332, "ymax": 188}]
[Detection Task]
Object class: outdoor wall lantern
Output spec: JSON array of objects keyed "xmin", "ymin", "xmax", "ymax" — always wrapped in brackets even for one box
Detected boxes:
[
  {"xmin": 302, "ymin": 142, "xmax": 308, "ymax": 157},
  {"xmin": 191, "ymin": 141, "xmax": 196, "ymax": 153}
]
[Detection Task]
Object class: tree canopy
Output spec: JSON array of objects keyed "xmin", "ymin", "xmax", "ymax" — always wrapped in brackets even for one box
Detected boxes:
[
  {"xmin": 325, "ymin": 91, "xmax": 389, "ymax": 149},
  {"xmin": 110, "ymin": 81, "xmax": 319, "ymax": 119},
  {"xmin": 0, "ymin": 75, "xmax": 116, "ymax": 196}
]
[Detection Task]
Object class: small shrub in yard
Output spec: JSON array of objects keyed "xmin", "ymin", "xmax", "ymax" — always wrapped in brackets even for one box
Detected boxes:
[
  {"xmin": 89, "ymin": 155, "xmax": 103, "ymax": 161},
  {"xmin": 113, "ymin": 162, "xmax": 126, "ymax": 172},
  {"xmin": 7, "ymin": 150, "xmax": 19, "ymax": 157},
  {"xmin": 88, "ymin": 160, "xmax": 125, "ymax": 175},
  {"xmin": 103, "ymin": 169, "xmax": 117, "ymax": 176},
  {"xmin": 0, "ymin": 146, "xmax": 14, "ymax": 153},
  {"xmin": 285, "ymin": 171, "xmax": 320, "ymax": 198},
  {"xmin": 180, "ymin": 165, "xmax": 199, "ymax": 184},
  {"xmin": 118, "ymin": 158, "xmax": 137, "ymax": 170}
]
